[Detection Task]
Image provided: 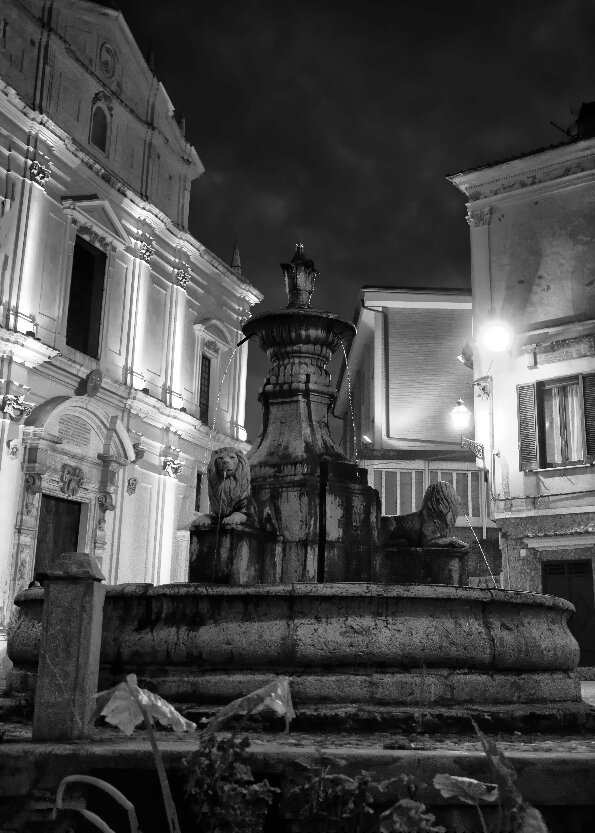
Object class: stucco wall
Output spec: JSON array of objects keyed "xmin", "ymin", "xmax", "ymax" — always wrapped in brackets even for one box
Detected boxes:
[{"xmin": 489, "ymin": 188, "xmax": 595, "ymax": 332}]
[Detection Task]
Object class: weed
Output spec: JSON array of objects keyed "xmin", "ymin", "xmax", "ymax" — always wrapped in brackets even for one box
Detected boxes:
[{"xmin": 183, "ymin": 733, "xmax": 278, "ymax": 833}]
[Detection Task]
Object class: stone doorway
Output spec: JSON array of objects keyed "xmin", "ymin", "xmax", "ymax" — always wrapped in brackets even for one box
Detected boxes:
[
  {"xmin": 542, "ymin": 560, "xmax": 595, "ymax": 666},
  {"xmin": 33, "ymin": 495, "xmax": 83, "ymax": 579}
]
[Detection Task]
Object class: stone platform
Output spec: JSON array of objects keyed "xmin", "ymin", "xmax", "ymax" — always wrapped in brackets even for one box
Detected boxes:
[
  {"xmin": 9, "ymin": 582, "xmax": 581, "ymax": 719},
  {"xmin": 1, "ymin": 724, "xmax": 595, "ymax": 833}
]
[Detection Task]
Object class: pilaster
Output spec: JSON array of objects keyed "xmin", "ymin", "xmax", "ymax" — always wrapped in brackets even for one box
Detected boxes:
[
  {"xmin": 4, "ymin": 143, "xmax": 51, "ymax": 335},
  {"xmin": 164, "ymin": 257, "xmax": 188, "ymax": 408},
  {"xmin": 466, "ymin": 204, "xmax": 493, "ymax": 380}
]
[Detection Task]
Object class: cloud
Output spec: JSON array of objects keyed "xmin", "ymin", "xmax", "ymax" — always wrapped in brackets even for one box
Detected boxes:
[{"xmin": 118, "ymin": 0, "xmax": 595, "ymax": 437}]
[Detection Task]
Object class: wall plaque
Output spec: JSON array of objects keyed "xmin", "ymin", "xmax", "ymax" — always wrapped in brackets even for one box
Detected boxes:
[{"xmin": 58, "ymin": 415, "xmax": 92, "ymax": 449}]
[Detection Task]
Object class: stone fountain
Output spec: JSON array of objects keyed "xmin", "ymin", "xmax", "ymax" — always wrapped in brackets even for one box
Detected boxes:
[{"xmin": 8, "ymin": 246, "xmax": 583, "ymax": 728}]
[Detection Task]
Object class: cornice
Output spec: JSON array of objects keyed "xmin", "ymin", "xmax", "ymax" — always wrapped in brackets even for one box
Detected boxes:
[
  {"xmin": 449, "ymin": 138, "xmax": 595, "ymax": 202},
  {"xmin": 125, "ymin": 389, "xmax": 248, "ymax": 451},
  {"xmin": 0, "ymin": 329, "xmax": 59, "ymax": 368}
]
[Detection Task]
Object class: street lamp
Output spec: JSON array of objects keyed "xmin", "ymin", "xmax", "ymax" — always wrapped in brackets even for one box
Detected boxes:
[
  {"xmin": 480, "ymin": 320, "xmax": 513, "ymax": 353},
  {"xmin": 450, "ymin": 399, "xmax": 470, "ymax": 432},
  {"xmin": 450, "ymin": 399, "xmax": 485, "ymax": 460}
]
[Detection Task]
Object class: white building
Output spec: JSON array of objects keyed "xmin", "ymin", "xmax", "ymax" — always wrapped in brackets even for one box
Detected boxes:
[
  {"xmin": 450, "ymin": 117, "xmax": 595, "ymax": 665},
  {"xmin": 334, "ymin": 286, "xmax": 499, "ymax": 582},
  {"xmin": 0, "ymin": 0, "xmax": 262, "ymax": 659}
]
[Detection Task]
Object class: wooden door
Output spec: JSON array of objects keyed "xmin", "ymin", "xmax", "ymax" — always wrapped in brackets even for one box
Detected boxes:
[
  {"xmin": 34, "ymin": 494, "xmax": 82, "ymax": 579},
  {"xmin": 542, "ymin": 559, "xmax": 595, "ymax": 666}
]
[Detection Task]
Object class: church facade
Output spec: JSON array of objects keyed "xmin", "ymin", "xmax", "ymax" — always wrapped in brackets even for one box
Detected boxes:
[{"xmin": 0, "ymin": 0, "xmax": 262, "ymax": 651}]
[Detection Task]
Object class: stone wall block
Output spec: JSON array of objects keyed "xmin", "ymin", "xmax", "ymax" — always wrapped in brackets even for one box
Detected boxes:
[{"xmin": 31, "ymin": 553, "xmax": 105, "ymax": 742}]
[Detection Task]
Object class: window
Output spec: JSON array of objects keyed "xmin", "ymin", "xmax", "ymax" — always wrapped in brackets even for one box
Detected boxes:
[
  {"xmin": 517, "ymin": 374, "xmax": 595, "ymax": 470},
  {"xmin": 90, "ymin": 105, "xmax": 108, "ymax": 152},
  {"xmin": 66, "ymin": 236, "xmax": 107, "ymax": 358},
  {"xmin": 372, "ymin": 467, "xmax": 481, "ymax": 521},
  {"xmin": 199, "ymin": 354, "xmax": 211, "ymax": 425}
]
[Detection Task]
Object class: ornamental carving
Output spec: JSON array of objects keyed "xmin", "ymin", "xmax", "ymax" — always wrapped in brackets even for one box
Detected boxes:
[
  {"xmin": 203, "ymin": 339, "xmax": 220, "ymax": 355},
  {"xmin": 86, "ymin": 369, "xmax": 103, "ymax": 397},
  {"xmin": 466, "ymin": 207, "xmax": 492, "ymax": 228},
  {"xmin": 175, "ymin": 265, "xmax": 190, "ymax": 290},
  {"xmin": 132, "ymin": 442, "xmax": 146, "ymax": 463},
  {"xmin": 24, "ymin": 473, "xmax": 42, "ymax": 514},
  {"xmin": 1, "ymin": 394, "xmax": 34, "ymax": 422},
  {"xmin": 97, "ymin": 491, "xmax": 115, "ymax": 513},
  {"xmin": 29, "ymin": 160, "xmax": 51, "ymax": 187},
  {"xmin": 6, "ymin": 440, "xmax": 20, "ymax": 460},
  {"xmin": 126, "ymin": 476, "xmax": 138, "ymax": 495},
  {"xmin": 461, "ymin": 437, "xmax": 485, "ymax": 460},
  {"xmin": 163, "ymin": 457, "xmax": 184, "ymax": 478},
  {"xmin": 99, "ymin": 42, "xmax": 118, "ymax": 79},
  {"xmin": 60, "ymin": 464, "xmax": 84, "ymax": 497},
  {"xmin": 92, "ymin": 90, "xmax": 114, "ymax": 115},
  {"xmin": 73, "ymin": 220, "xmax": 111, "ymax": 251},
  {"xmin": 139, "ymin": 238, "xmax": 155, "ymax": 263}
]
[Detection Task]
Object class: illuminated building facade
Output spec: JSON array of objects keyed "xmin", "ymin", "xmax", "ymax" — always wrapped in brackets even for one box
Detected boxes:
[
  {"xmin": 335, "ymin": 287, "xmax": 499, "ymax": 583},
  {"xmin": 0, "ymin": 0, "xmax": 262, "ymax": 658},
  {"xmin": 450, "ymin": 123, "xmax": 595, "ymax": 665}
]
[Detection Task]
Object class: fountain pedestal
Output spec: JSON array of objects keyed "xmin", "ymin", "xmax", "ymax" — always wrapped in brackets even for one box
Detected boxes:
[
  {"xmin": 378, "ymin": 546, "xmax": 469, "ymax": 586},
  {"xmin": 242, "ymin": 246, "xmax": 381, "ymax": 583},
  {"xmin": 189, "ymin": 526, "xmax": 280, "ymax": 584}
]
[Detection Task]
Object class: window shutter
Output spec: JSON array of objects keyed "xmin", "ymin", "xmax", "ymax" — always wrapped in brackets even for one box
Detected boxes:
[
  {"xmin": 517, "ymin": 383, "xmax": 538, "ymax": 471},
  {"xmin": 583, "ymin": 372, "xmax": 595, "ymax": 458}
]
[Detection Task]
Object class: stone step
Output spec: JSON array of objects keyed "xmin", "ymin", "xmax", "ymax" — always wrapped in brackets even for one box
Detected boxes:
[{"xmin": 175, "ymin": 700, "xmax": 595, "ymax": 734}]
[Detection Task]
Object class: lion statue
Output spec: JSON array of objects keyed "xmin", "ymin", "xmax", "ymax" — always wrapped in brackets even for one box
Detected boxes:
[
  {"xmin": 381, "ymin": 481, "xmax": 469, "ymax": 550},
  {"xmin": 191, "ymin": 447, "xmax": 254, "ymax": 529}
]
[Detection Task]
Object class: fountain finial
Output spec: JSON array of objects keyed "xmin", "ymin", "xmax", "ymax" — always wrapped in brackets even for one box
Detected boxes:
[{"xmin": 281, "ymin": 243, "xmax": 319, "ymax": 308}]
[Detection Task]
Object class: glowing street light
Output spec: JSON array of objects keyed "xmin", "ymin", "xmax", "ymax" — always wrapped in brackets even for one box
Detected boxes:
[
  {"xmin": 450, "ymin": 399, "xmax": 471, "ymax": 432},
  {"xmin": 480, "ymin": 320, "xmax": 513, "ymax": 353}
]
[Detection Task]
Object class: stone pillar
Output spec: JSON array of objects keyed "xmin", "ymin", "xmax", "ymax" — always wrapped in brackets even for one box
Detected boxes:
[{"xmin": 32, "ymin": 552, "xmax": 105, "ymax": 742}]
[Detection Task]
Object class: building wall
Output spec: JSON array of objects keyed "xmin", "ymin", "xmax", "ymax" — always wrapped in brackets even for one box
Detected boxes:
[
  {"xmin": 484, "ymin": 188, "xmax": 595, "ymax": 334},
  {"xmin": 385, "ymin": 306, "xmax": 473, "ymax": 442},
  {"xmin": 451, "ymin": 137, "xmax": 595, "ymax": 663},
  {"xmin": 0, "ymin": 0, "xmax": 262, "ymax": 655},
  {"xmin": 335, "ymin": 288, "xmax": 498, "ymax": 585}
]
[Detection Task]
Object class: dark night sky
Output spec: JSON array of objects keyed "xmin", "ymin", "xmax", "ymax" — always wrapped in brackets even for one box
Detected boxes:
[{"xmin": 117, "ymin": 0, "xmax": 595, "ymax": 442}]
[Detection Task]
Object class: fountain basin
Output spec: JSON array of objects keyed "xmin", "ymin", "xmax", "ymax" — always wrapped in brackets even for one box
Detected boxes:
[{"xmin": 8, "ymin": 582, "xmax": 580, "ymax": 707}]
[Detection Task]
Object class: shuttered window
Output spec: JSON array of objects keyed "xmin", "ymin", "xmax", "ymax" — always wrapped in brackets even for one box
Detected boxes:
[
  {"xmin": 585, "ymin": 374, "xmax": 595, "ymax": 457},
  {"xmin": 517, "ymin": 383, "xmax": 538, "ymax": 471},
  {"xmin": 517, "ymin": 373, "xmax": 595, "ymax": 471}
]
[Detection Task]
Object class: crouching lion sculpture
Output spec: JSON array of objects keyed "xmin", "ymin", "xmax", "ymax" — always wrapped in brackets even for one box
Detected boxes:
[
  {"xmin": 191, "ymin": 447, "xmax": 254, "ymax": 529},
  {"xmin": 382, "ymin": 480, "xmax": 469, "ymax": 550}
]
